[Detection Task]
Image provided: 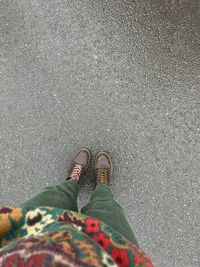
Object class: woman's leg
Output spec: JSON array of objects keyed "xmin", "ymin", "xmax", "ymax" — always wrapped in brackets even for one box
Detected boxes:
[
  {"xmin": 81, "ymin": 184, "xmax": 138, "ymax": 245},
  {"xmin": 20, "ymin": 180, "xmax": 79, "ymax": 211},
  {"xmin": 82, "ymin": 151, "xmax": 138, "ymax": 245},
  {"xmin": 20, "ymin": 149, "xmax": 91, "ymax": 211}
]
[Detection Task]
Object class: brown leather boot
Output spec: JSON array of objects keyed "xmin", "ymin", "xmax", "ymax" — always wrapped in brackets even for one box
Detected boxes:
[
  {"xmin": 67, "ymin": 149, "xmax": 91, "ymax": 183},
  {"xmin": 95, "ymin": 151, "xmax": 113, "ymax": 185}
]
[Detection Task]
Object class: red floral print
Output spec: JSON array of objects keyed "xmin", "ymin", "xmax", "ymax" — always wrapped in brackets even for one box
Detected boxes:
[
  {"xmin": 86, "ymin": 217, "xmax": 100, "ymax": 233},
  {"xmin": 127, "ymin": 240, "xmax": 154, "ymax": 267},
  {"xmin": 93, "ymin": 232, "xmax": 111, "ymax": 249},
  {"xmin": 111, "ymin": 248, "xmax": 130, "ymax": 267},
  {"xmin": 0, "ymin": 207, "xmax": 154, "ymax": 267},
  {"xmin": 4, "ymin": 254, "xmax": 47, "ymax": 267},
  {"xmin": 135, "ymin": 255, "xmax": 143, "ymax": 264}
]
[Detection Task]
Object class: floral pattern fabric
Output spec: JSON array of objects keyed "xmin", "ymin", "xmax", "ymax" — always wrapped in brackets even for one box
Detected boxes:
[{"xmin": 0, "ymin": 207, "xmax": 153, "ymax": 267}]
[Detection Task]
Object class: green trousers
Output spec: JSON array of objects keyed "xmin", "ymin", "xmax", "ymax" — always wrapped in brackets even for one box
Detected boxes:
[{"xmin": 21, "ymin": 180, "xmax": 138, "ymax": 245}]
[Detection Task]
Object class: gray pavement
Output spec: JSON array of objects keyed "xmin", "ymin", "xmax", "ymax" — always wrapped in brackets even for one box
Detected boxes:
[{"xmin": 0, "ymin": 1, "xmax": 199, "ymax": 266}]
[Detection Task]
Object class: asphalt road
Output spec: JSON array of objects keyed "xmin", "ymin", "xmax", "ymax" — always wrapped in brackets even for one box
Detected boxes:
[{"xmin": 0, "ymin": 1, "xmax": 199, "ymax": 266}]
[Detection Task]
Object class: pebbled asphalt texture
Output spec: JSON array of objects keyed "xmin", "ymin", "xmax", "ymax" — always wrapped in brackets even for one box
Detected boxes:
[{"xmin": 0, "ymin": 1, "xmax": 199, "ymax": 266}]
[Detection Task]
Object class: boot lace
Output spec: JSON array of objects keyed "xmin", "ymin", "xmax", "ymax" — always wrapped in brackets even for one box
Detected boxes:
[
  {"xmin": 97, "ymin": 169, "xmax": 109, "ymax": 184},
  {"xmin": 69, "ymin": 164, "xmax": 83, "ymax": 181}
]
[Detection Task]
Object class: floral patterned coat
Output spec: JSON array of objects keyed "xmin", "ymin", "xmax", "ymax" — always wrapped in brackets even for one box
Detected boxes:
[{"xmin": 0, "ymin": 207, "xmax": 153, "ymax": 267}]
